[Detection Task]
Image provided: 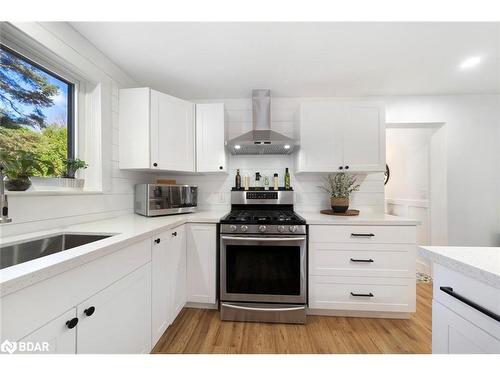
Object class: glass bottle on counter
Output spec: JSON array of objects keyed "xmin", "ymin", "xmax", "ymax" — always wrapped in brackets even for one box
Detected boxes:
[
  {"xmin": 284, "ymin": 168, "xmax": 291, "ymax": 190},
  {"xmin": 235, "ymin": 169, "xmax": 241, "ymax": 189},
  {"xmin": 263, "ymin": 176, "xmax": 270, "ymax": 190},
  {"xmin": 255, "ymin": 172, "xmax": 261, "ymax": 189},
  {"xmin": 273, "ymin": 173, "xmax": 279, "ymax": 190}
]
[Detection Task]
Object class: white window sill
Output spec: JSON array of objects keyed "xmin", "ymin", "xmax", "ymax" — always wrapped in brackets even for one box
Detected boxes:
[{"xmin": 6, "ymin": 189, "xmax": 104, "ymax": 197}]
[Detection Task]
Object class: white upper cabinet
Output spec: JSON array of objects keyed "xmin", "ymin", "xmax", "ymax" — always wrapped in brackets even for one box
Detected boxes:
[
  {"xmin": 195, "ymin": 103, "xmax": 227, "ymax": 173},
  {"xmin": 295, "ymin": 101, "xmax": 385, "ymax": 173},
  {"xmin": 295, "ymin": 102, "xmax": 344, "ymax": 173},
  {"xmin": 119, "ymin": 88, "xmax": 195, "ymax": 172}
]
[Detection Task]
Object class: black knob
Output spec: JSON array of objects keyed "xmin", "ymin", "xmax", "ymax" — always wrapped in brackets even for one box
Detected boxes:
[
  {"xmin": 172, "ymin": 231, "xmax": 177, "ymax": 237},
  {"xmin": 345, "ymin": 165, "xmax": 349, "ymax": 170},
  {"xmin": 153, "ymin": 162, "xmax": 158, "ymax": 167},
  {"xmin": 339, "ymin": 166, "xmax": 343, "ymax": 170},
  {"xmin": 84, "ymin": 306, "xmax": 95, "ymax": 317},
  {"xmin": 155, "ymin": 238, "xmax": 161, "ymax": 244},
  {"xmin": 66, "ymin": 317, "xmax": 79, "ymax": 329},
  {"xmin": 219, "ymin": 166, "xmax": 223, "ymax": 170}
]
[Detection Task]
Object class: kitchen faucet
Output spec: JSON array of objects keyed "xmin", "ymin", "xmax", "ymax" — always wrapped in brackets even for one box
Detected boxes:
[{"xmin": 0, "ymin": 163, "xmax": 12, "ymax": 223}]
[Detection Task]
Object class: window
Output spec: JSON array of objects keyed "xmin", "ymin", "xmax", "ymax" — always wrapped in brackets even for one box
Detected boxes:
[{"xmin": 0, "ymin": 43, "xmax": 75, "ymax": 177}]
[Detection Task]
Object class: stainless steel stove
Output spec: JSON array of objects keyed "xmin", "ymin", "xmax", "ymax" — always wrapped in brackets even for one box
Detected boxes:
[{"xmin": 219, "ymin": 190, "xmax": 307, "ymax": 324}]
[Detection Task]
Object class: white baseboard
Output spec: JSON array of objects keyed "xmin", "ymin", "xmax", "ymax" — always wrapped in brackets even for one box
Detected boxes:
[
  {"xmin": 307, "ymin": 308, "xmax": 412, "ymax": 319},
  {"xmin": 185, "ymin": 302, "xmax": 218, "ymax": 310}
]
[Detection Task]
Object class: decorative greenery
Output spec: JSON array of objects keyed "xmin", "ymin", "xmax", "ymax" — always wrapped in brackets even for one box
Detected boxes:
[
  {"xmin": 318, "ymin": 173, "xmax": 360, "ymax": 199},
  {"xmin": 63, "ymin": 158, "xmax": 88, "ymax": 178},
  {"xmin": 0, "ymin": 125, "xmax": 68, "ymax": 176},
  {"xmin": 0, "ymin": 149, "xmax": 55, "ymax": 181}
]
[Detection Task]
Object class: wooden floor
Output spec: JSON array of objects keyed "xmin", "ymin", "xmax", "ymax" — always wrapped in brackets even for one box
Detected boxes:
[{"xmin": 152, "ymin": 283, "xmax": 432, "ymax": 354}]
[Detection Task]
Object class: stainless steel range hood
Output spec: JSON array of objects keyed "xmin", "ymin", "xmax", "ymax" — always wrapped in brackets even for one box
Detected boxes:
[{"xmin": 227, "ymin": 89, "xmax": 297, "ymax": 155}]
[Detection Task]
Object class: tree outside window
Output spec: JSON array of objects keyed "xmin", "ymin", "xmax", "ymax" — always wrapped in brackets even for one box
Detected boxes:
[{"xmin": 0, "ymin": 44, "xmax": 74, "ymax": 177}]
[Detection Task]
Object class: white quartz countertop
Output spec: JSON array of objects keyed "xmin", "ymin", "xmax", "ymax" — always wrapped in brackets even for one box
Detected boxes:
[
  {"xmin": 420, "ymin": 246, "xmax": 500, "ymax": 288},
  {"xmin": 297, "ymin": 211, "xmax": 419, "ymax": 226},
  {"xmin": 0, "ymin": 209, "xmax": 418, "ymax": 297},
  {"xmin": 0, "ymin": 210, "xmax": 227, "ymax": 297}
]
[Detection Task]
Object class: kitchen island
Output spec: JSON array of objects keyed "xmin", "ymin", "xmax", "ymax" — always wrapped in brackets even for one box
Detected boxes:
[{"xmin": 420, "ymin": 246, "xmax": 500, "ymax": 353}]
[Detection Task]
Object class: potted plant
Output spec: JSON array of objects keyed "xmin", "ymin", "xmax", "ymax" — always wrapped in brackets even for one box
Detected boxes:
[
  {"xmin": 29, "ymin": 158, "xmax": 88, "ymax": 191},
  {"xmin": 319, "ymin": 173, "xmax": 360, "ymax": 213},
  {"xmin": 63, "ymin": 158, "xmax": 88, "ymax": 179},
  {"xmin": 0, "ymin": 149, "xmax": 55, "ymax": 191}
]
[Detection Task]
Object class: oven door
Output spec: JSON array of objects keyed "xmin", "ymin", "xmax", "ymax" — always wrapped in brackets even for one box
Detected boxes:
[{"xmin": 220, "ymin": 234, "xmax": 306, "ymax": 304}]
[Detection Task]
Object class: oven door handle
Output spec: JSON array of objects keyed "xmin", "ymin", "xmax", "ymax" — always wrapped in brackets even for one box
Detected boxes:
[
  {"xmin": 221, "ymin": 303, "xmax": 306, "ymax": 312},
  {"xmin": 221, "ymin": 236, "xmax": 306, "ymax": 242}
]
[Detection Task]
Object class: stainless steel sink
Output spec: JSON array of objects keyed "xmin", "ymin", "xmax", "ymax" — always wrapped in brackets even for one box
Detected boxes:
[{"xmin": 0, "ymin": 233, "xmax": 113, "ymax": 270}]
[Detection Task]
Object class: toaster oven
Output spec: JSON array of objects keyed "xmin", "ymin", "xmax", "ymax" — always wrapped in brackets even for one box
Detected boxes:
[{"xmin": 134, "ymin": 184, "xmax": 198, "ymax": 217}]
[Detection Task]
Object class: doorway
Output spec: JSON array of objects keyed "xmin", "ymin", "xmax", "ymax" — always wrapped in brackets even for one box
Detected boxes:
[{"xmin": 385, "ymin": 122, "xmax": 447, "ymax": 274}]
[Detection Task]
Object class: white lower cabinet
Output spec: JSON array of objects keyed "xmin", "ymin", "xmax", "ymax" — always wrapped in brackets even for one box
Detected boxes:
[
  {"xmin": 0, "ymin": 239, "xmax": 152, "ymax": 354},
  {"xmin": 186, "ymin": 224, "xmax": 217, "ymax": 304},
  {"xmin": 169, "ymin": 225, "xmax": 187, "ymax": 321},
  {"xmin": 77, "ymin": 264, "xmax": 152, "ymax": 354},
  {"xmin": 21, "ymin": 308, "xmax": 77, "ymax": 354},
  {"xmin": 151, "ymin": 224, "xmax": 188, "ymax": 348},
  {"xmin": 433, "ymin": 300, "xmax": 500, "ymax": 354},
  {"xmin": 308, "ymin": 224, "xmax": 417, "ymax": 317},
  {"xmin": 431, "ymin": 263, "xmax": 500, "ymax": 353}
]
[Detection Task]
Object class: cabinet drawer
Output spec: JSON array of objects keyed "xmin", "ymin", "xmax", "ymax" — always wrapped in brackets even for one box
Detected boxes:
[
  {"xmin": 310, "ymin": 225, "xmax": 416, "ymax": 244},
  {"xmin": 433, "ymin": 263, "xmax": 500, "ymax": 339},
  {"xmin": 309, "ymin": 275, "xmax": 415, "ymax": 312},
  {"xmin": 309, "ymin": 243, "xmax": 415, "ymax": 278}
]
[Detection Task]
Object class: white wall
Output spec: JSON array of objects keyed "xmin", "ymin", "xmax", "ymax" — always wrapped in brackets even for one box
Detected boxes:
[
  {"xmin": 0, "ymin": 22, "xmax": 158, "ymax": 237},
  {"xmin": 386, "ymin": 128, "xmax": 434, "ymax": 201},
  {"xmin": 385, "ymin": 95, "xmax": 500, "ymax": 247}
]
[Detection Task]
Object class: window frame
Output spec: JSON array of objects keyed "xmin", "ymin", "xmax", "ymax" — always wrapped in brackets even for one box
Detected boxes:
[{"xmin": 0, "ymin": 42, "xmax": 76, "ymax": 163}]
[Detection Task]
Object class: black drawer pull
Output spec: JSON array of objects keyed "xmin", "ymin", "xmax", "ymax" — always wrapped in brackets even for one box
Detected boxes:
[
  {"xmin": 350, "ymin": 292, "xmax": 374, "ymax": 297},
  {"xmin": 66, "ymin": 317, "xmax": 79, "ymax": 329},
  {"xmin": 440, "ymin": 286, "xmax": 500, "ymax": 323},
  {"xmin": 351, "ymin": 233, "xmax": 375, "ymax": 237},
  {"xmin": 172, "ymin": 231, "xmax": 177, "ymax": 237},
  {"xmin": 154, "ymin": 238, "xmax": 161, "ymax": 244},
  {"xmin": 350, "ymin": 258, "xmax": 374, "ymax": 263}
]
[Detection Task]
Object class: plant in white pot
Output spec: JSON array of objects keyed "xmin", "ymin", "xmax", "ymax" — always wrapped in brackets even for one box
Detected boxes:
[
  {"xmin": 319, "ymin": 173, "xmax": 360, "ymax": 213},
  {"xmin": 62, "ymin": 158, "xmax": 88, "ymax": 189}
]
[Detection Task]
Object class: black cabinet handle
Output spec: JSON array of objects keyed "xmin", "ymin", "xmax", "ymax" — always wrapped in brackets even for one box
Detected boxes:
[
  {"xmin": 219, "ymin": 166, "xmax": 223, "ymax": 170},
  {"xmin": 351, "ymin": 233, "xmax": 375, "ymax": 237},
  {"xmin": 350, "ymin": 292, "xmax": 374, "ymax": 297},
  {"xmin": 339, "ymin": 166, "xmax": 343, "ymax": 170},
  {"xmin": 350, "ymin": 258, "xmax": 374, "ymax": 263},
  {"xmin": 154, "ymin": 238, "xmax": 161, "ymax": 244},
  {"xmin": 66, "ymin": 317, "xmax": 79, "ymax": 329},
  {"xmin": 345, "ymin": 165, "xmax": 349, "ymax": 170},
  {"xmin": 153, "ymin": 162, "xmax": 158, "ymax": 167},
  {"xmin": 440, "ymin": 286, "xmax": 500, "ymax": 323},
  {"xmin": 172, "ymin": 231, "xmax": 177, "ymax": 237},
  {"xmin": 84, "ymin": 306, "xmax": 96, "ymax": 317}
]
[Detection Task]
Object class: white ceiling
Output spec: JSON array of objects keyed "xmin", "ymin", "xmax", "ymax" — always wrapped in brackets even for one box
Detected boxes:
[{"xmin": 70, "ymin": 22, "xmax": 500, "ymax": 99}]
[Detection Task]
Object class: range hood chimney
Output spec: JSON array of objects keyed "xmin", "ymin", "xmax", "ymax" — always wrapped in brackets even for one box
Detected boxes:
[{"xmin": 227, "ymin": 89, "xmax": 297, "ymax": 155}]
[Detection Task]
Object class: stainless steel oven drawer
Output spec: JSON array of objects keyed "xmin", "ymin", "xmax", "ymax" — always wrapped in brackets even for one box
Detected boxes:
[{"xmin": 220, "ymin": 302, "xmax": 306, "ymax": 324}]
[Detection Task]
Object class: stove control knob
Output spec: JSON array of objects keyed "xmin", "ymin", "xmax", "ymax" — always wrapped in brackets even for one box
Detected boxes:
[
  {"xmin": 241, "ymin": 225, "xmax": 248, "ymax": 232},
  {"xmin": 277, "ymin": 225, "xmax": 285, "ymax": 233},
  {"xmin": 258, "ymin": 225, "xmax": 267, "ymax": 233},
  {"xmin": 289, "ymin": 225, "xmax": 298, "ymax": 233},
  {"xmin": 229, "ymin": 225, "xmax": 237, "ymax": 232}
]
